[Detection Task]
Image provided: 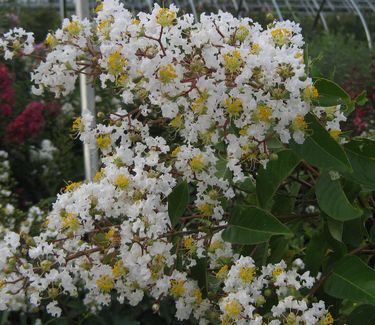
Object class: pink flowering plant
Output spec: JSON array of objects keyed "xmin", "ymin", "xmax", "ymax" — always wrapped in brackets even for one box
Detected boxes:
[{"xmin": 0, "ymin": 1, "xmax": 374, "ymax": 324}]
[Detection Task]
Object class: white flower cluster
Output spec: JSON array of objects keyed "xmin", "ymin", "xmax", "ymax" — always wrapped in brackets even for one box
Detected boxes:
[
  {"xmin": 219, "ymin": 257, "xmax": 331, "ymax": 325},
  {"xmin": 0, "ymin": 151, "xmax": 46, "ymax": 237},
  {"xmin": 0, "ymin": 1, "xmax": 339, "ymax": 323},
  {"xmin": 0, "ymin": 27, "xmax": 34, "ymax": 60},
  {"xmin": 0, "ymin": 0, "xmax": 346, "ymax": 182},
  {"xmin": 0, "ymin": 151, "xmax": 16, "ymax": 228},
  {"xmin": 30, "ymin": 139, "xmax": 58, "ymax": 162}
]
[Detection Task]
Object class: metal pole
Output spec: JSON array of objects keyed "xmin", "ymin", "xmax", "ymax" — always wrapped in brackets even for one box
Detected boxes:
[
  {"xmin": 348, "ymin": 0, "xmax": 373, "ymax": 50},
  {"xmin": 75, "ymin": 0, "xmax": 99, "ymax": 180},
  {"xmin": 188, "ymin": 0, "xmax": 198, "ymax": 21},
  {"xmin": 271, "ymin": 0, "xmax": 283, "ymax": 21},
  {"xmin": 59, "ymin": 0, "xmax": 66, "ymax": 22},
  {"xmin": 311, "ymin": 0, "xmax": 329, "ymax": 33}
]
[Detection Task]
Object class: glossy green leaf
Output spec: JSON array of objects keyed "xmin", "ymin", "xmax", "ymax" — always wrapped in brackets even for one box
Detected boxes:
[
  {"xmin": 168, "ymin": 181, "xmax": 189, "ymax": 227},
  {"xmin": 222, "ymin": 206, "xmax": 292, "ymax": 245},
  {"xmin": 215, "ymin": 157, "xmax": 232, "ymax": 180},
  {"xmin": 313, "ymin": 78, "xmax": 353, "ymax": 114},
  {"xmin": 235, "ymin": 178, "xmax": 256, "ymax": 193},
  {"xmin": 327, "ymin": 217, "xmax": 343, "ymax": 242},
  {"xmin": 256, "ymin": 150, "xmax": 300, "ymax": 208},
  {"xmin": 344, "ymin": 140, "xmax": 375, "ymax": 190},
  {"xmin": 348, "ymin": 305, "xmax": 375, "ymax": 325},
  {"xmin": 305, "ymin": 232, "xmax": 328, "ymax": 275},
  {"xmin": 268, "ymin": 236, "xmax": 289, "ymax": 263},
  {"xmin": 324, "ymin": 256, "xmax": 375, "ymax": 305},
  {"xmin": 191, "ymin": 258, "xmax": 208, "ymax": 296},
  {"xmin": 290, "ymin": 113, "xmax": 352, "ymax": 173},
  {"xmin": 355, "ymin": 90, "xmax": 368, "ymax": 106},
  {"xmin": 315, "ymin": 172, "xmax": 362, "ymax": 221}
]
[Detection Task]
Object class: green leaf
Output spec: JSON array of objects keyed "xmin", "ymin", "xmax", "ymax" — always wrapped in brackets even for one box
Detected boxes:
[
  {"xmin": 313, "ymin": 78, "xmax": 353, "ymax": 114},
  {"xmin": 324, "ymin": 256, "xmax": 375, "ymax": 305},
  {"xmin": 290, "ymin": 113, "xmax": 352, "ymax": 173},
  {"xmin": 190, "ymin": 258, "xmax": 208, "ymax": 297},
  {"xmin": 327, "ymin": 217, "xmax": 343, "ymax": 242},
  {"xmin": 344, "ymin": 140, "xmax": 375, "ymax": 190},
  {"xmin": 305, "ymin": 232, "xmax": 328, "ymax": 275},
  {"xmin": 268, "ymin": 236, "xmax": 289, "ymax": 263},
  {"xmin": 348, "ymin": 305, "xmax": 375, "ymax": 325},
  {"xmin": 235, "ymin": 178, "xmax": 255, "ymax": 193},
  {"xmin": 315, "ymin": 172, "xmax": 362, "ymax": 221},
  {"xmin": 215, "ymin": 157, "xmax": 232, "ymax": 180},
  {"xmin": 168, "ymin": 181, "xmax": 189, "ymax": 227},
  {"xmin": 222, "ymin": 206, "xmax": 292, "ymax": 245},
  {"xmin": 256, "ymin": 150, "xmax": 300, "ymax": 208},
  {"xmin": 355, "ymin": 90, "xmax": 368, "ymax": 106}
]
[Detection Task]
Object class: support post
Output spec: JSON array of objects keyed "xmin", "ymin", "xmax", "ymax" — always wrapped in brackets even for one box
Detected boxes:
[
  {"xmin": 59, "ymin": 0, "xmax": 66, "ymax": 22},
  {"xmin": 75, "ymin": 0, "xmax": 99, "ymax": 180}
]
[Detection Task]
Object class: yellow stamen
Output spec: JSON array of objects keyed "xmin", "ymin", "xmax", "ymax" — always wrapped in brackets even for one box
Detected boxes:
[{"xmin": 96, "ymin": 275, "xmax": 114, "ymax": 292}]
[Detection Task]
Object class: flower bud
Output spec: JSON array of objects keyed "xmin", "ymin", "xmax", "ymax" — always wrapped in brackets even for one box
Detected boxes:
[
  {"xmin": 264, "ymin": 288, "xmax": 272, "ymax": 297},
  {"xmin": 40, "ymin": 260, "xmax": 52, "ymax": 272},
  {"xmin": 97, "ymin": 111, "xmax": 105, "ymax": 119},
  {"xmin": 152, "ymin": 303, "xmax": 160, "ymax": 313},
  {"xmin": 48, "ymin": 287, "xmax": 59, "ymax": 299},
  {"xmin": 256, "ymin": 295, "xmax": 266, "ymax": 306},
  {"xmin": 270, "ymin": 153, "xmax": 278, "ymax": 161}
]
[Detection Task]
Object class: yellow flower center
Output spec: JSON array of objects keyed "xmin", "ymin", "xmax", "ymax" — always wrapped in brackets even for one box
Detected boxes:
[
  {"xmin": 0, "ymin": 279, "xmax": 6, "ymax": 289},
  {"xmin": 224, "ymin": 300, "xmax": 242, "ymax": 318},
  {"xmin": 209, "ymin": 240, "xmax": 223, "ymax": 251},
  {"xmin": 197, "ymin": 203, "xmax": 214, "ymax": 216},
  {"xmin": 295, "ymin": 51, "xmax": 304, "ymax": 63},
  {"xmin": 93, "ymin": 168, "xmax": 105, "ymax": 182},
  {"xmin": 112, "ymin": 260, "xmax": 127, "ymax": 278},
  {"xmin": 96, "ymin": 275, "xmax": 114, "ymax": 292},
  {"xmin": 236, "ymin": 25, "xmax": 250, "ymax": 42},
  {"xmin": 272, "ymin": 266, "xmax": 284, "ymax": 278},
  {"xmin": 96, "ymin": 134, "xmax": 112, "ymax": 149},
  {"xmin": 95, "ymin": 2, "xmax": 103, "ymax": 12},
  {"xmin": 150, "ymin": 254, "xmax": 165, "ymax": 280},
  {"xmin": 329, "ymin": 129, "xmax": 341, "ymax": 140},
  {"xmin": 292, "ymin": 114, "xmax": 308, "ymax": 130},
  {"xmin": 257, "ymin": 104, "xmax": 273, "ymax": 122},
  {"xmin": 66, "ymin": 21, "xmax": 81, "ymax": 36},
  {"xmin": 193, "ymin": 288, "xmax": 203, "ymax": 304},
  {"xmin": 170, "ymin": 279, "xmax": 186, "ymax": 297},
  {"xmin": 239, "ymin": 266, "xmax": 256, "ymax": 283},
  {"xmin": 64, "ymin": 181, "xmax": 81, "ymax": 193},
  {"xmin": 189, "ymin": 154, "xmax": 205, "ymax": 172},
  {"xmin": 97, "ymin": 19, "xmax": 112, "ymax": 30},
  {"xmin": 320, "ymin": 312, "xmax": 334, "ymax": 325},
  {"xmin": 169, "ymin": 114, "xmax": 184, "ymax": 129},
  {"xmin": 62, "ymin": 213, "xmax": 80, "ymax": 232},
  {"xmin": 223, "ymin": 50, "xmax": 243, "ymax": 73},
  {"xmin": 72, "ymin": 117, "xmax": 84, "ymax": 133},
  {"xmin": 159, "ymin": 64, "xmax": 177, "ymax": 84},
  {"xmin": 216, "ymin": 264, "xmax": 229, "ymax": 279},
  {"xmin": 183, "ymin": 237, "xmax": 194, "ymax": 250},
  {"xmin": 171, "ymin": 146, "xmax": 181, "ymax": 157},
  {"xmin": 250, "ymin": 43, "xmax": 260, "ymax": 54},
  {"xmin": 45, "ymin": 33, "xmax": 58, "ymax": 47},
  {"xmin": 239, "ymin": 125, "xmax": 249, "ymax": 136},
  {"xmin": 114, "ymin": 174, "xmax": 130, "ymax": 189},
  {"xmin": 271, "ymin": 28, "xmax": 292, "ymax": 46},
  {"xmin": 108, "ymin": 51, "xmax": 127, "ymax": 75},
  {"xmin": 303, "ymin": 85, "xmax": 319, "ymax": 101},
  {"xmin": 156, "ymin": 8, "xmax": 176, "ymax": 27},
  {"xmin": 191, "ymin": 93, "xmax": 208, "ymax": 115},
  {"xmin": 224, "ymin": 97, "xmax": 242, "ymax": 115}
]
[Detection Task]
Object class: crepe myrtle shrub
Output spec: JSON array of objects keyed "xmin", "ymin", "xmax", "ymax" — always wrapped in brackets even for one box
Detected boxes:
[{"xmin": 0, "ymin": 1, "xmax": 374, "ymax": 324}]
